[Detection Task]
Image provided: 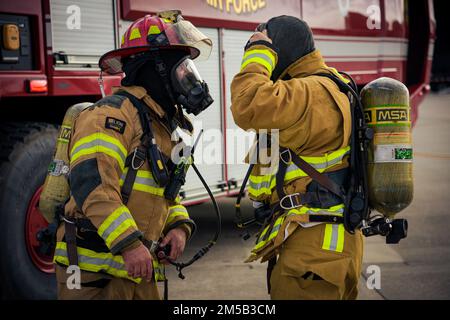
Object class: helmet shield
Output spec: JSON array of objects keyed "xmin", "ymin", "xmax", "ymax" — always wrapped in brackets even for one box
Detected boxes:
[{"xmin": 164, "ymin": 20, "xmax": 212, "ymax": 61}]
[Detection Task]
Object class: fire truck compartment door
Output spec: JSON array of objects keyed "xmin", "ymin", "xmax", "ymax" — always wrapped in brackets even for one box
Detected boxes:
[
  {"xmin": 50, "ymin": 0, "xmax": 115, "ymax": 66},
  {"xmin": 223, "ymin": 29, "xmax": 256, "ymax": 188},
  {"xmin": 178, "ymin": 28, "xmax": 225, "ymax": 200}
]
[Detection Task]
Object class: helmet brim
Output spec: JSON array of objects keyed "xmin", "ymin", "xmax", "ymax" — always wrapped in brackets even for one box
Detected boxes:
[{"xmin": 99, "ymin": 45, "xmax": 199, "ymax": 75}]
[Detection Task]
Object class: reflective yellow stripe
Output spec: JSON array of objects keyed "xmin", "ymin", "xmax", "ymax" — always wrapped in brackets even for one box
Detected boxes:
[
  {"xmin": 119, "ymin": 169, "xmax": 165, "ymax": 197},
  {"xmin": 248, "ymin": 173, "xmax": 275, "ymax": 197},
  {"xmin": 97, "ymin": 205, "xmax": 137, "ymax": 248},
  {"xmin": 129, "ymin": 27, "xmax": 141, "ymax": 40},
  {"xmin": 285, "ymin": 146, "xmax": 351, "ymax": 180},
  {"xmin": 53, "ymin": 241, "xmax": 140, "ymax": 283},
  {"xmin": 70, "ymin": 133, "xmax": 127, "ymax": 169},
  {"xmin": 166, "ymin": 205, "xmax": 189, "ymax": 225},
  {"xmin": 288, "ymin": 204, "xmax": 345, "ymax": 216},
  {"xmin": 54, "ymin": 242, "xmax": 166, "ymax": 282},
  {"xmin": 254, "ymin": 216, "xmax": 285, "ymax": 250},
  {"xmin": 241, "ymin": 49, "xmax": 276, "ymax": 75},
  {"xmin": 242, "ymin": 49, "xmax": 276, "ymax": 67},
  {"xmin": 153, "ymin": 260, "xmax": 166, "ymax": 281},
  {"xmin": 322, "ymin": 223, "xmax": 345, "ymax": 253},
  {"xmin": 252, "ymin": 204, "xmax": 345, "ymax": 252},
  {"xmin": 248, "ymin": 147, "xmax": 350, "ymax": 197}
]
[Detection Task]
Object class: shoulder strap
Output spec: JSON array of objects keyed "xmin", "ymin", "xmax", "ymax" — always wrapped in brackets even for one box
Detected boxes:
[
  {"xmin": 115, "ymin": 91, "xmax": 153, "ymax": 137},
  {"xmin": 114, "ymin": 91, "xmax": 170, "ymax": 203},
  {"xmin": 276, "ymin": 73, "xmax": 370, "ymax": 232},
  {"xmin": 314, "ymin": 72, "xmax": 371, "ymax": 231},
  {"xmin": 276, "ymin": 147, "xmax": 346, "ymax": 203},
  {"xmin": 275, "ymin": 73, "xmax": 353, "ymax": 204}
]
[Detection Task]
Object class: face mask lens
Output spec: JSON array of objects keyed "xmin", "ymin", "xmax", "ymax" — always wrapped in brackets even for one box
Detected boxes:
[{"xmin": 173, "ymin": 58, "xmax": 203, "ymax": 94}]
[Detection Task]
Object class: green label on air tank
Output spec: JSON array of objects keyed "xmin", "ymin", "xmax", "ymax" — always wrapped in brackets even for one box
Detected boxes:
[
  {"xmin": 374, "ymin": 144, "xmax": 413, "ymax": 163},
  {"xmin": 395, "ymin": 148, "xmax": 413, "ymax": 160}
]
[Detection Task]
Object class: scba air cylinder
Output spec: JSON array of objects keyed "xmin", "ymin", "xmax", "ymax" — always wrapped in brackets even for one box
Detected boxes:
[
  {"xmin": 360, "ymin": 77, "xmax": 413, "ymax": 217},
  {"xmin": 39, "ymin": 102, "xmax": 92, "ymax": 223}
]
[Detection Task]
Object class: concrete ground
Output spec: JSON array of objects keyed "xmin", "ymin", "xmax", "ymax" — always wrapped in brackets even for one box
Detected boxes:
[{"xmin": 164, "ymin": 93, "xmax": 450, "ymax": 300}]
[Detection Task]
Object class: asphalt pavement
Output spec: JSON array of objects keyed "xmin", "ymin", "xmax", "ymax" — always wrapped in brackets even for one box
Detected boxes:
[{"xmin": 165, "ymin": 92, "xmax": 450, "ymax": 300}]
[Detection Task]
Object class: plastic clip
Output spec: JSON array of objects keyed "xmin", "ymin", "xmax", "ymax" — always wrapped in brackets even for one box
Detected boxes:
[{"xmin": 131, "ymin": 148, "xmax": 146, "ymax": 170}]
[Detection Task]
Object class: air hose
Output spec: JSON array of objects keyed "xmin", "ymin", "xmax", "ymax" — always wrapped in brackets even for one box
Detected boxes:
[
  {"xmin": 235, "ymin": 163, "xmax": 255, "ymax": 229},
  {"xmin": 158, "ymin": 162, "xmax": 222, "ymax": 280}
]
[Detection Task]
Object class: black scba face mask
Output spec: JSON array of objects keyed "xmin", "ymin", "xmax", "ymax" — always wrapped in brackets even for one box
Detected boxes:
[{"xmin": 171, "ymin": 57, "xmax": 214, "ymax": 116}]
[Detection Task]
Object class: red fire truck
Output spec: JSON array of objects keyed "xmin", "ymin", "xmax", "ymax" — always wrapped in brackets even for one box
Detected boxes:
[{"xmin": 0, "ymin": 0, "xmax": 434, "ymax": 299}]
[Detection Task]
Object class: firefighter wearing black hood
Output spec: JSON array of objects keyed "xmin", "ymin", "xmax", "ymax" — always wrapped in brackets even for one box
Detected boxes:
[
  {"xmin": 54, "ymin": 12, "xmax": 214, "ymax": 300},
  {"xmin": 231, "ymin": 16, "xmax": 363, "ymax": 300}
]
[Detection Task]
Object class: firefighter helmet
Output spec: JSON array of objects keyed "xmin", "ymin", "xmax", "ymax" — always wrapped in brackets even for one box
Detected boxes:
[{"xmin": 99, "ymin": 10, "xmax": 212, "ymax": 74}]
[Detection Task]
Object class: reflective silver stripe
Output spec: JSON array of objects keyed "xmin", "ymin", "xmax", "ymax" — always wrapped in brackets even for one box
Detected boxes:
[
  {"xmin": 329, "ymin": 224, "xmax": 340, "ymax": 251},
  {"xmin": 241, "ymin": 53, "xmax": 274, "ymax": 70},
  {"xmin": 168, "ymin": 206, "xmax": 187, "ymax": 215},
  {"xmin": 249, "ymin": 149, "xmax": 350, "ymax": 193},
  {"xmin": 306, "ymin": 208, "xmax": 344, "ymax": 216},
  {"xmin": 101, "ymin": 211, "xmax": 134, "ymax": 241},
  {"xmin": 54, "ymin": 248, "xmax": 125, "ymax": 271},
  {"xmin": 248, "ymin": 178, "xmax": 272, "ymax": 191},
  {"xmin": 71, "ymin": 139, "xmax": 126, "ymax": 162},
  {"xmin": 134, "ymin": 176, "xmax": 159, "ymax": 187},
  {"xmin": 257, "ymin": 223, "xmax": 282, "ymax": 244},
  {"xmin": 120, "ymin": 173, "xmax": 160, "ymax": 188},
  {"xmin": 286, "ymin": 150, "xmax": 350, "ymax": 173}
]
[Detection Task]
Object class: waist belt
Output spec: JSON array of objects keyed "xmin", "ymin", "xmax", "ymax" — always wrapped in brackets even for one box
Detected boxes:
[
  {"xmin": 273, "ymin": 147, "xmax": 348, "ymax": 224},
  {"xmin": 275, "ymin": 168, "xmax": 349, "ymax": 212}
]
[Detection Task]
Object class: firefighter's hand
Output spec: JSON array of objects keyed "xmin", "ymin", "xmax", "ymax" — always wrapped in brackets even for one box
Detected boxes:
[
  {"xmin": 159, "ymin": 228, "xmax": 187, "ymax": 263},
  {"xmin": 248, "ymin": 30, "xmax": 272, "ymax": 44},
  {"xmin": 121, "ymin": 243, "xmax": 153, "ymax": 281}
]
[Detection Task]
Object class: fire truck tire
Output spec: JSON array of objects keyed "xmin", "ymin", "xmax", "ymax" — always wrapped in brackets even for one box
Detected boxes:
[{"xmin": 0, "ymin": 122, "xmax": 58, "ymax": 299}]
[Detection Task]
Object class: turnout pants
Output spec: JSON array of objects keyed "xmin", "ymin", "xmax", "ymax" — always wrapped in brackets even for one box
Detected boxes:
[
  {"xmin": 270, "ymin": 223, "xmax": 364, "ymax": 300},
  {"xmin": 56, "ymin": 265, "xmax": 160, "ymax": 300}
]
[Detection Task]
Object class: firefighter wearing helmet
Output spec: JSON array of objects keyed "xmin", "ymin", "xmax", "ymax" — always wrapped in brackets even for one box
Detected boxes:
[
  {"xmin": 231, "ymin": 16, "xmax": 363, "ymax": 299},
  {"xmin": 53, "ymin": 11, "xmax": 213, "ymax": 300}
]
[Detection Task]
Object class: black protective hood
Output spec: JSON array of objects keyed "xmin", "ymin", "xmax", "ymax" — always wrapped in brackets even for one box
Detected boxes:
[
  {"xmin": 265, "ymin": 16, "xmax": 315, "ymax": 81},
  {"xmin": 121, "ymin": 50, "xmax": 188, "ymax": 117}
]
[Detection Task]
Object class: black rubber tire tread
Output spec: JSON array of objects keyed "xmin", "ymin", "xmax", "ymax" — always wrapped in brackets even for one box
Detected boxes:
[{"xmin": 0, "ymin": 122, "xmax": 58, "ymax": 300}]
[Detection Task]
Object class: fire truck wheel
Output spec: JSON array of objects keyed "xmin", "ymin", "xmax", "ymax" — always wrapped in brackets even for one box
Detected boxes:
[{"xmin": 0, "ymin": 122, "xmax": 58, "ymax": 299}]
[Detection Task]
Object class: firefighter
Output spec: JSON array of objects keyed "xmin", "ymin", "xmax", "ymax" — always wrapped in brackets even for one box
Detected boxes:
[
  {"xmin": 231, "ymin": 16, "xmax": 363, "ymax": 300},
  {"xmin": 53, "ymin": 11, "xmax": 213, "ymax": 300}
]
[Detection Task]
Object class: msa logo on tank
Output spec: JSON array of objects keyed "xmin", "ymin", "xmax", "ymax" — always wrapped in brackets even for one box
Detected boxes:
[
  {"xmin": 364, "ymin": 106, "xmax": 410, "ymax": 126},
  {"xmin": 365, "ymin": 105, "xmax": 412, "ymax": 164}
]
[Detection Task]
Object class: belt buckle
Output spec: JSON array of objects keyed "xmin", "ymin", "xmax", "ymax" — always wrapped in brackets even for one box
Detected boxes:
[{"xmin": 280, "ymin": 193, "xmax": 301, "ymax": 210}]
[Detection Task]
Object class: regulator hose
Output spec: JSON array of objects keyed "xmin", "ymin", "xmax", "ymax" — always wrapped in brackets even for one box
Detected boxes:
[
  {"xmin": 234, "ymin": 163, "xmax": 255, "ymax": 229},
  {"xmin": 159, "ymin": 161, "xmax": 222, "ymax": 280}
]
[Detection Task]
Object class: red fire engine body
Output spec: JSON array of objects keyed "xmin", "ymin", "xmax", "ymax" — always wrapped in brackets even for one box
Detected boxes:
[{"xmin": 0, "ymin": 0, "xmax": 435, "ymax": 299}]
